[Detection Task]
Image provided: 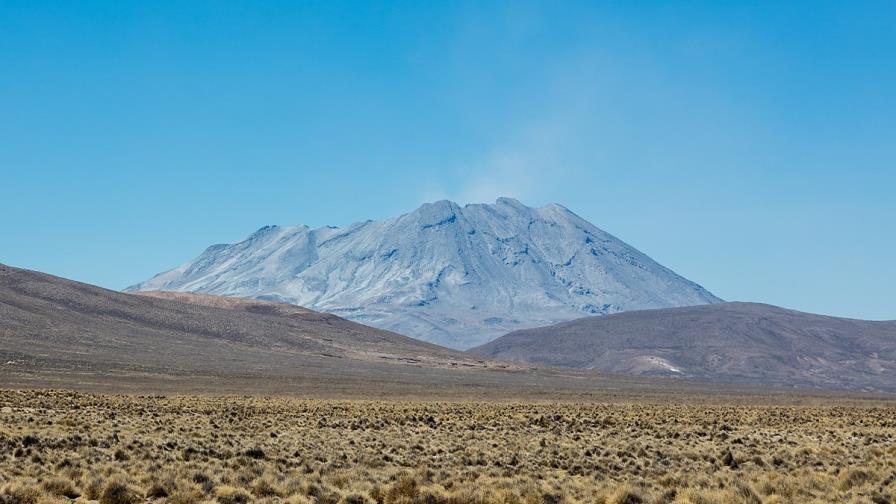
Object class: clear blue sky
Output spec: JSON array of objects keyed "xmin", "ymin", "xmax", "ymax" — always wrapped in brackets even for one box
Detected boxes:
[{"xmin": 2, "ymin": 1, "xmax": 894, "ymax": 320}]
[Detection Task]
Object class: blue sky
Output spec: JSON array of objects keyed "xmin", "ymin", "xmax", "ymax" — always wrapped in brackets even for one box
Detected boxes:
[{"xmin": 2, "ymin": 1, "xmax": 894, "ymax": 320}]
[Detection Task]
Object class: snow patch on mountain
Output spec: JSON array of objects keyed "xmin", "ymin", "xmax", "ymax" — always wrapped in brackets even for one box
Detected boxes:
[{"xmin": 128, "ymin": 198, "xmax": 721, "ymax": 348}]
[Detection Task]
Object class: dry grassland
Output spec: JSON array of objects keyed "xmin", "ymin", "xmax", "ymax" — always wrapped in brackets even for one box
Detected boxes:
[{"xmin": 1, "ymin": 390, "xmax": 894, "ymax": 504}]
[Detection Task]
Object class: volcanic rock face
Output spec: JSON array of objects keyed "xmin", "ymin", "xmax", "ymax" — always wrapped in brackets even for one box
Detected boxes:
[{"xmin": 129, "ymin": 198, "xmax": 720, "ymax": 348}]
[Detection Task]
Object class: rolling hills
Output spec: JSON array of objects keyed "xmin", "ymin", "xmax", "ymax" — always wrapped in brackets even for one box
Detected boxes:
[
  {"xmin": 470, "ymin": 302, "xmax": 896, "ymax": 391},
  {"xmin": 0, "ymin": 263, "xmax": 472, "ymax": 366},
  {"xmin": 0, "ymin": 263, "xmax": 499, "ymax": 394},
  {"xmin": 4, "ymin": 263, "xmax": 892, "ymax": 396},
  {"xmin": 1, "ymin": 262, "xmax": 745, "ymax": 399}
]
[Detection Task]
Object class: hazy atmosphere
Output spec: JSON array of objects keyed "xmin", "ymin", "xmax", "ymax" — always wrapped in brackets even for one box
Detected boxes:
[{"xmin": 3, "ymin": 1, "xmax": 894, "ymax": 320}]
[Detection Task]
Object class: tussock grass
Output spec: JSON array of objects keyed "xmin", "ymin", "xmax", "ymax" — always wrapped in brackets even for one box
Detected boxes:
[{"xmin": 0, "ymin": 390, "xmax": 893, "ymax": 503}]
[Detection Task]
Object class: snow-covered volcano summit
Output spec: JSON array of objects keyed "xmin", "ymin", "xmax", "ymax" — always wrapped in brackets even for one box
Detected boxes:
[{"xmin": 128, "ymin": 198, "xmax": 720, "ymax": 348}]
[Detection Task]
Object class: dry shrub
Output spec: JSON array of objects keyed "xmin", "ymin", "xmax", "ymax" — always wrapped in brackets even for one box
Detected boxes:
[
  {"xmin": 243, "ymin": 448, "xmax": 266, "ymax": 460},
  {"xmin": 42, "ymin": 478, "xmax": 79, "ymax": 499},
  {"xmin": 166, "ymin": 485, "xmax": 205, "ymax": 504},
  {"xmin": 251, "ymin": 476, "xmax": 283, "ymax": 498},
  {"xmin": 0, "ymin": 482, "xmax": 42, "ymax": 504},
  {"xmin": 838, "ymin": 468, "xmax": 872, "ymax": 491},
  {"xmin": 100, "ymin": 480, "xmax": 139, "ymax": 504},
  {"xmin": 282, "ymin": 497, "xmax": 315, "ymax": 504},
  {"xmin": 342, "ymin": 493, "xmax": 375, "ymax": 504},
  {"xmin": 80, "ymin": 476, "xmax": 105, "ymax": 501},
  {"xmin": 386, "ymin": 475, "xmax": 418, "ymax": 502},
  {"xmin": 145, "ymin": 482, "xmax": 170, "ymax": 500},
  {"xmin": 414, "ymin": 485, "xmax": 452, "ymax": 504},
  {"xmin": 607, "ymin": 484, "xmax": 645, "ymax": 504},
  {"xmin": 730, "ymin": 482, "xmax": 761, "ymax": 504},
  {"xmin": 216, "ymin": 485, "xmax": 251, "ymax": 504}
]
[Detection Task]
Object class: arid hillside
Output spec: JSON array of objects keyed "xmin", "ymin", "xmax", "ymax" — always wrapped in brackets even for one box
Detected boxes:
[
  {"xmin": 0, "ymin": 263, "xmax": 760, "ymax": 400},
  {"xmin": 4, "ymin": 264, "xmax": 894, "ymax": 402},
  {"xmin": 0, "ymin": 263, "xmax": 482, "ymax": 366},
  {"xmin": 471, "ymin": 302, "xmax": 896, "ymax": 392},
  {"xmin": 0, "ymin": 263, "xmax": 503, "ymax": 393}
]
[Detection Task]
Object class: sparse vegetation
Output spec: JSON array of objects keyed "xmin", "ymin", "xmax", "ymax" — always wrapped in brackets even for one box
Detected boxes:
[{"xmin": 0, "ymin": 390, "xmax": 894, "ymax": 504}]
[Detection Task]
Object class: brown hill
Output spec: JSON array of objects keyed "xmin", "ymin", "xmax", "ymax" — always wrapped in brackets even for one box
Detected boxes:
[
  {"xmin": 0, "ymin": 263, "xmax": 475, "ymax": 367},
  {"xmin": 0, "ymin": 263, "xmax": 521, "ymax": 394},
  {"xmin": 469, "ymin": 302, "xmax": 896, "ymax": 391}
]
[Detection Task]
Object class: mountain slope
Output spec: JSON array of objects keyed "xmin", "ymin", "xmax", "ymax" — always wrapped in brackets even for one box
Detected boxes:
[
  {"xmin": 469, "ymin": 302, "xmax": 896, "ymax": 391},
  {"xmin": 129, "ymin": 198, "xmax": 720, "ymax": 348},
  {"xmin": 0, "ymin": 263, "xmax": 488, "ymax": 378},
  {"xmin": 1, "ymin": 263, "xmax": 772, "ymax": 399}
]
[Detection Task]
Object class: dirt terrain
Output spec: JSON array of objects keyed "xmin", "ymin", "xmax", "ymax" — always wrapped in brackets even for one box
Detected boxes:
[
  {"xmin": 472, "ymin": 302, "xmax": 896, "ymax": 391},
  {"xmin": 9, "ymin": 263, "xmax": 882, "ymax": 402}
]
